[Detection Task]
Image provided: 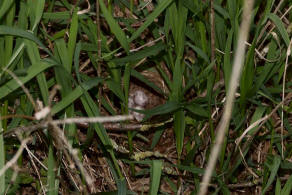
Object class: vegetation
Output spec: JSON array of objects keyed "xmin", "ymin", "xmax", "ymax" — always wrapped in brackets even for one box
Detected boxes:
[{"xmin": 0, "ymin": 0, "xmax": 292, "ymax": 194}]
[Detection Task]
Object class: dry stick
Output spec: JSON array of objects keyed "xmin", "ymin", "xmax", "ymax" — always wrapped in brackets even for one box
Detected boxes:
[
  {"xmin": 4, "ymin": 165, "xmax": 20, "ymax": 195},
  {"xmin": 50, "ymin": 122, "xmax": 94, "ymax": 192},
  {"xmin": 3, "ymin": 68, "xmax": 37, "ymax": 112},
  {"xmin": 281, "ymin": 39, "xmax": 292, "ymax": 158},
  {"xmin": 52, "ymin": 115, "xmax": 134, "ymax": 125},
  {"xmin": 3, "ymin": 115, "xmax": 134, "ymax": 138},
  {"xmin": 25, "ymin": 146, "xmax": 48, "ymax": 171},
  {"xmin": 77, "ymin": 0, "xmax": 90, "ymax": 15},
  {"xmin": 235, "ymin": 93, "xmax": 292, "ymax": 148},
  {"xmin": 0, "ymin": 138, "xmax": 31, "ymax": 177},
  {"xmin": 27, "ymin": 150, "xmax": 46, "ymax": 195},
  {"xmin": 198, "ymin": 0, "xmax": 254, "ymax": 194},
  {"xmin": 0, "ymin": 114, "xmax": 36, "ymax": 121}
]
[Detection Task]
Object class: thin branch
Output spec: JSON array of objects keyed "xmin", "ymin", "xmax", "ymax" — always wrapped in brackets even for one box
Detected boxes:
[
  {"xmin": 236, "ymin": 93, "xmax": 292, "ymax": 149},
  {"xmin": 3, "ymin": 115, "xmax": 135, "ymax": 137},
  {"xmin": 3, "ymin": 68, "xmax": 37, "ymax": 112},
  {"xmin": 52, "ymin": 115, "xmax": 134, "ymax": 125},
  {"xmin": 281, "ymin": 39, "xmax": 292, "ymax": 158},
  {"xmin": 199, "ymin": 0, "xmax": 255, "ymax": 194},
  {"xmin": 0, "ymin": 138, "xmax": 31, "ymax": 177}
]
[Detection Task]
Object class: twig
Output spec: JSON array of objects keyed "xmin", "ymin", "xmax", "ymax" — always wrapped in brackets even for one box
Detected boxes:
[
  {"xmin": 235, "ymin": 93, "xmax": 292, "ymax": 149},
  {"xmin": 50, "ymin": 122, "xmax": 95, "ymax": 192},
  {"xmin": 3, "ymin": 115, "xmax": 135, "ymax": 137},
  {"xmin": 52, "ymin": 115, "xmax": 134, "ymax": 125},
  {"xmin": 199, "ymin": 0, "xmax": 254, "ymax": 194},
  {"xmin": 27, "ymin": 149, "xmax": 46, "ymax": 195},
  {"xmin": 0, "ymin": 114, "xmax": 36, "ymax": 121},
  {"xmin": 0, "ymin": 138, "xmax": 31, "ymax": 177},
  {"xmin": 77, "ymin": 0, "xmax": 90, "ymax": 15},
  {"xmin": 3, "ymin": 68, "xmax": 37, "ymax": 112},
  {"xmin": 25, "ymin": 146, "xmax": 48, "ymax": 171},
  {"xmin": 281, "ymin": 39, "xmax": 292, "ymax": 158}
]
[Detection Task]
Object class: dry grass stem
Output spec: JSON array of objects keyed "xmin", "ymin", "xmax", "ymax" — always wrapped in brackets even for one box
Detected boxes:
[
  {"xmin": 3, "ymin": 68, "xmax": 37, "ymax": 112},
  {"xmin": 0, "ymin": 138, "xmax": 31, "ymax": 177},
  {"xmin": 199, "ymin": 0, "xmax": 255, "ymax": 194},
  {"xmin": 52, "ymin": 114, "xmax": 134, "ymax": 125},
  {"xmin": 281, "ymin": 39, "xmax": 292, "ymax": 158},
  {"xmin": 236, "ymin": 93, "xmax": 292, "ymax": 150}
]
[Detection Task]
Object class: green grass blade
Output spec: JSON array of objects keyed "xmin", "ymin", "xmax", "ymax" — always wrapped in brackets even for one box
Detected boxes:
[
  {"xmin": 281, "ymin": 175, "xmax": 292, "ymax": 195},
  {"xmin": 131, "ymin": 69, "xmax": 164, "ymax": 95},
  {"xmin": 0, "ymin": 62, "xmax": 54, "ymax": 100},
  {"xmin": 129, "ymin": 0, "xmax": 173, "ymax": 42},
  {"xmin": 0, "ymin": 116, "xmax": 4, "ymax": 194},
  {"xmin": 185, "ymin": 103, "xmax": 208, "ymax": 118},
  {"xmin": 149, "ymin": 160, "xmax": 162, "ymax": 195},
  {"xmin": 30, "ymin": 0, "xmax": 45, "ymax": 31},
  {"xmin": 106, "ymin": 80, "xmax": 126, "ymax": 102},
  {"xmin": 25, "ymin": 40, "xmax": 49, "ymax": 105},
  {"xmin": 0, "ymin": 25, "xmax": 53, "ymax": 57},
  {"xmin": 275, "ymin": 178, "xmax": 281, "ymax": 195},
  {"xmin": 174, "ymin": 110, "xmax": 185, "ymax": 158},
  {"xmin": 268, "ymin": 13, "xmax": 290, "ymax": 47},
  {"xmin": 143, "ymin": 101, "xmax": 181, "ymax": 120},
  {"xmin": 0, "ymin": 0, "xmax": 13, "ymax": 19},
  {"xmin": 117, "ymin": 178, "xmax": 127, "ymax": 195},
  {"xmin": 99, "ymin": 0, "xmax": 129, "ymax": 53},
  {"xmin": 67, "ymin": 8, "xmax": 78, "ymax": 71},
  {"xmin": 262, "ymin": 155, "xmax": 281, "ymax": 195},
  {"xmin": 111, "ymin": 41, "xmax": 165, "ymax": 65},
  {"xmin": 80, "ymin": 92, "xmax": 122, "ymax": 178},
  {"xmin": 51, "ymin": 78, "xmax": 102, "ymax": 115},
  {"xmin": 47, "ymin": 145, "xmax": 58, "ymax": 195}
]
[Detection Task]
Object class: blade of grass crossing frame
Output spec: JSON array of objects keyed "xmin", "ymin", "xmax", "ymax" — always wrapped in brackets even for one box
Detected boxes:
[
  {"xmin": 254, "ymin": 39, "xmax": 277, "ymax": 93},
  {"xmin": 174, "ymin": 110, "xmax": 185, "ymax": 159},
  {"xmin": 51, "ymin": 78, "xmax": 102, "ymax": 115},
  {"xmin": 0, "ymin": 25, "xmax": 54, "ymax": 58},
  {"xmin": 0, "ymin": 0, "xmax": 13, "ymax": 19},
  {"xmin": 25, "ymin": 40, "xmax": 49, "ymax": 105},
  {"xmin": 4, "ymin": 3, "xmax": 14, "ymax": 66},
  {"xmin": 281, "ymin": 175, "xmax": 292, "ymax": 195},
  {"xmin": 275, "ymin": 178, "xmax": 281, "ymax": 195},
  {"xmin": 129, "ymin": 0, "xmax": 173, "ymax": 42},
  {"xmin": 123, "ymin": 63, "xmax": 131, "ymax": 112},
  {"xmin": 0, "ymin": 117, "xmax": 4, "ymax": 194},
  {"xmin": 150, "ymin": 160, "xmax": 162, "ymax": 195},
  {"xmin": 98, "ymin": 0, "xmax": 129, "ymax": 53},
  {"xmin": 67, "ymin": 8, "xmax": 78, "ymax": 71},
  {"xmin": 240, "ymin": 39, "xmax": 256, "ymax": 109},
  {"xmin": 262, "ymin": 155, "xmax": 281, "ymax": 195},
  {"xmin": 117, "ymin": 178, "xmax": 127, "ymax": 195},
  {"xmin": 80, "ymin": 92, "xmax": 123, "ymax": 178},
  {"xmin": 168, "ymin": 2, "xmax": 187, "ymax": 59},
  {"xmin": 48, "ymin": 145, "xmax": 58, "ymax": 195},
  {"xmin": 2, "ymin": 0, "xmax": 14, "ymax": 134},
  {"xmin": 0, "ymin": 61, "xmax": 55, "ymax": 99},
  {"xmin": 28, "ymin": 0, "xmax": 45, "ymax": 31},
  {"xmin": 54, "ymin": 39, "xmax": 76, "ymax": 142},
  {"xmin": 268, "ymin": 13, "xmax": 290, "ymax": 47}
]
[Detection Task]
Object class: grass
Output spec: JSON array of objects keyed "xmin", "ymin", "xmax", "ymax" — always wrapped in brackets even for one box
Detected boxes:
[{"xmin": 0, "ymin": 0, "xmax": 292, "ymax": 194}]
